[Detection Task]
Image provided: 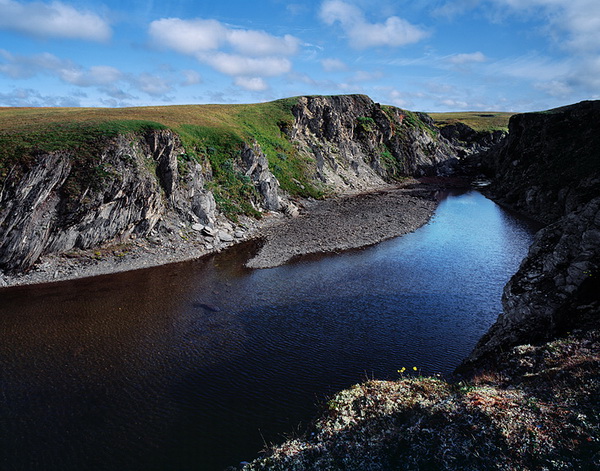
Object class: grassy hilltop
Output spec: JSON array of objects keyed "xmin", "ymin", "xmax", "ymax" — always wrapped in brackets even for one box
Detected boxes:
[
  {"xmin": 0, "ymin": 97, "xmax": 513, "ymax": 221},
  {"xmin": 429, "ymin": 111, "xmax": 514, "ymax": 133}
]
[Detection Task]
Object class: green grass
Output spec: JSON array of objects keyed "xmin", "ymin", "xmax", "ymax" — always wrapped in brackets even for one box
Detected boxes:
[
  {"xmin": 0, "ymin": 97, "xmax": 323, "ymax": 219},
  {"xmin": 428, "ymin": 111, "xmax": 514, "ymax": 132}
]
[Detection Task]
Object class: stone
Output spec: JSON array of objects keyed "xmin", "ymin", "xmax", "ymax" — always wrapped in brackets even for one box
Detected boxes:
[
  {"xmin": 218, "ymin": 231, "xmax": 234, "ymax": 242},
  {"xmin": 234, "ymin": 231, "xmax": 245, "ymax": 239},
  {"xmin": 192, "ymin": 223, "xmax": 204, "ymax": 232},
  {"xmin": 201, "ymin": 226, "xmax": 217, "ymax": 237}
]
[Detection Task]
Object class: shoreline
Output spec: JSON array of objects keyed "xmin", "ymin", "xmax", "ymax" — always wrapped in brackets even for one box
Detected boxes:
[{"xmin": 0, "ymin": 180, "xmax": 451, "ymax": 289}]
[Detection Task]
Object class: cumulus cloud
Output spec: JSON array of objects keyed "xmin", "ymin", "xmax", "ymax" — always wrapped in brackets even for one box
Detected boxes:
[
  {"xmin": 319, "ymin": 0, "xmax": 428, "ymax": 49},
  {"xmin": 149, "ymin": 16, "xmax": 300, "ymax": 91},
  {"xmin": 0, "ymin": 50, "xmax": 124, "ymax": 86},
  {"xmin": 234, "ymin": 76, "xmax": 268, "ymax": 91},
  {"xmin": 0, "ymin": 49, "xmax": 178, "ymax": 100},
  {"xmin": 0, "ymin": 0, "xmax": 111, "ymax": 41},
  {"xmin": 199, "ymin": 52, "xmax": 292, "ymax": 77},
  {"xmin": 148, "ymin": 18, "xmax": 300, "ymax": 57}
]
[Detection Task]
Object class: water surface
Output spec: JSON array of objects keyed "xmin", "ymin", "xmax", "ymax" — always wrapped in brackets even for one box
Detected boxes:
[{"xmin": 0, "ymin": 191, "xmax": 538, "ymax": 470}]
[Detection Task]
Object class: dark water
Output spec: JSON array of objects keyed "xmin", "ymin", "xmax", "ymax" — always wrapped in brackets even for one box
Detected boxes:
[{"xmin": 0, "ymin": 191, "xmax": 539, "ymax": 471}]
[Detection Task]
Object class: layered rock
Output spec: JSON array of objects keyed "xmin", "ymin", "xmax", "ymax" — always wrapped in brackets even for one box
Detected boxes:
[
  {"xmin": 0, "ymin": 130, "xmax": 216, "ymax": 273},
  {"xmin": 241, "ymin": 142, "xmax": 281, "ymax": 211},
  {"xmin": 487, "ymin": 100, "xmax": 600, "ymax": 224},
  {"xmin": 468, "ymin": 197, "xmax": 600, "ymax": 362},
  {"xmin": 0, "ymin": 94, "xmax": 461, "ymax": 275},
  {"xmin": 289, "ymin": 95, "xmax": 458, "ymax": 190}
]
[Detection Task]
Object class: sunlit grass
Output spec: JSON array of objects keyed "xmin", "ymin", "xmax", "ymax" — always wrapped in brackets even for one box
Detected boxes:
[{"xmin": 428, "ymin": 111, "xmax": 514, "ymax": 132}]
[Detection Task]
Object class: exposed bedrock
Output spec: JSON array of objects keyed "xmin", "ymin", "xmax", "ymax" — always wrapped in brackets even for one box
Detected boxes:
[{"xmin": 464, "ymin": 100, "xmax": 600, "ymax": 367}]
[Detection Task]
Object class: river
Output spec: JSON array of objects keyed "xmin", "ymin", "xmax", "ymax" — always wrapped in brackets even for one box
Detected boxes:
[{"xmin": 0, "ymin": 190, "xmax": 539, "ymax": 470}]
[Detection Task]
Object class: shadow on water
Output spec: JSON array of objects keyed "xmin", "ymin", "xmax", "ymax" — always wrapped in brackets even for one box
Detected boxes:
[{"xmin": 0, "ymin": 191, "xmax": 539, "ymax": 471}]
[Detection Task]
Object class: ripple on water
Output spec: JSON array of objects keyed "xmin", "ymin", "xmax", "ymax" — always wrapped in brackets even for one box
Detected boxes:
[{"xmin": 0, "ymin": 191, "xmax": 540, "ymax": 471}]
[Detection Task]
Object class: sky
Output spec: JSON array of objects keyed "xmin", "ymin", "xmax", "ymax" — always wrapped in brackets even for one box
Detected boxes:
[{"xmin": 0, "ymin": 0, "xmax": 599, "ymax": 112}]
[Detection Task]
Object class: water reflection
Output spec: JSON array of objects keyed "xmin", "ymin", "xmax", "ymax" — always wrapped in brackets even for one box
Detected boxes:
[{"xmin": 0, "ymin": 191, "xmax": 539, "ymax": 471}]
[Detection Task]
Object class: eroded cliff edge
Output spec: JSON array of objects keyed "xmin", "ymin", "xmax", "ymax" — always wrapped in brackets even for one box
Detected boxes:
[{"xmin": 0, "ymin": 95, "xmax": 458, "ymax": 285}]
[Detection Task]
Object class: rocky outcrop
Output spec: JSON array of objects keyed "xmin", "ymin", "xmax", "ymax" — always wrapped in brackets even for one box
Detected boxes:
[
  {"xmin": 0, "ymin": 94, "xmax": 461, "ymax": 275},
  {"xmin": 465, "ymin": 100, "xmax": 600, "ymax": 365},
  {"xmin": 241, "ymin": 142, "xmax": 281, "ymax": 211},
  {"xmin": 289, "ymin": 95, "xmax": 458, "ymax": 191},
  {"xmin": 440, "ymin": 122, "xmax": 506, "ymax": 159},
  {"xmin": 486, "ymin": 100, "xmax": 600, "ymax": 224},
  {"xmin": 0, "ymin": 130, "xmax": 216, "ymax": 273},
  {"xmin": 468, "ymin": 197, "xmax": 600, "ymax": 363}
]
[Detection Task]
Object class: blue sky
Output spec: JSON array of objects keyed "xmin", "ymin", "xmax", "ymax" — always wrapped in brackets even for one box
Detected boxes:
[{"xmin": 1, "ymin": 0, "xmax": 599, "ymax": 111}]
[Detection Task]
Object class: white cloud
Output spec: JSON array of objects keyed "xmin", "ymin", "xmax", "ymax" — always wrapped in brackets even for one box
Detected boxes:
[
  {"xmin": 199, "ymin": 52, "xmax": 292, "ymax": 77},
  {"xmin": 321, "ymin": 58, "xmax": 348, "ymax": 72},
  {"xmin": 149, "ymin": 17, "xmax": 300, "ymax": 57},
  {"xmin": 234, "ymin": 76, "xmax": 268, "ymax": 91},
  {"xmin": 320, "ymin": 0, "xmax": 428, "ymax": 49},
  {"xmin": 446, "ymin": 52, "xmax": 487, "ymax": 65},
  {"xmin": 0, "ymin": 87, "xmax": 81, "ymax": 106},
  {"xmin": 149, "ymin": 16, "xmax": 300, "ymax": 91},
  {"xmin": 0, "ymin": 49, "xmax": 177, "ymax": 100},
  {"xmin": 0, "ymin": 0, "xmax": 111, "ymax": 41},
  {"xmin": 227, "ymin": 30, "xmax": 299, "ymax": 56},
  {"xmin": 60, "ymin": 65, "xmax": 123, "ymax": 87},
  {"xmin": 134, "ymin": 73, "xmax": 172, "ymax": 96},
  {"xmin": 149, "ymin": 18, "xmax": 226, "ymax": 54}
]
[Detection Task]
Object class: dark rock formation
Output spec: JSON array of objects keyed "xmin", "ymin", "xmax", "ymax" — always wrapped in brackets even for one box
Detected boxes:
[
  {"xmin": 440, "ymin": 122, "xmax": 506, "ymax": 159},
  {"xmin": 465, "ymin": 100, "xmax": 600, "ymax": 366},
  {"xmin": 486, "ymin": 100, "xmax": 600, "ymax": 224},
  {"xmin": 468, "ymin": 197, "xmax": 600, "ymax": 362}
]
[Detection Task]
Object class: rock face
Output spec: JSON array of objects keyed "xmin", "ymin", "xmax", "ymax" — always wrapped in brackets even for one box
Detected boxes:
[
  {"xmin": 0, "ymin": 94, "xmax": 461, "ymax": 275},
  {"xmin": 487, "ymin": 100, "xmax": 600, "ymax": 224},
  {"xmin": 441, "ymin": 122, "xmax": 505, "ymax": 155},
  {"xmin": 466, "ymin": 100, "xmax": 600, "ymax": 365},
  {"xmin": 289, "ymin": 95, "xmax": 458, "ymax": 190},
  {"xmin": 0, "ymin": 130, "xmax": 216, "ymax": 273},
  {"xmin": 241, "ymin": 143, "xmax": 281, "ymax": 211}
]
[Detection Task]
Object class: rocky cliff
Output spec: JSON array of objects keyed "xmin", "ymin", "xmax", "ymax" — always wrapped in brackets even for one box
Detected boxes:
[
  {"xmin": 486, "ymin": 100, "xmax": 600, "ymax": 224},
  {"xmin": 465, "ymin": 100, "xmax": 600, "ymax": 365},
  {"xmin": 236, "ymin": 100, "xmax": 600, "ymax": 471},
  {"xmin": 288, "ymin": 95, "xmax": 457, "ymax": 190},
  {"xmin": 0, "ymin": 129, "xmax": 217, "ymax": 273},
  {"xmin": 0, "ymin": 95, "xmax": 458, "ymax": 275}
]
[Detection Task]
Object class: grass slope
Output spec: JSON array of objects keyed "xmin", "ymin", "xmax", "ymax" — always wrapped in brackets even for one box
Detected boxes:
[
  {"xmin": 0, "ymin": 98, "xmax": 323, "ymax": 219},
  {"xmin": 428, "ymin": 111, "xmax": 514, "ymax": 132}
]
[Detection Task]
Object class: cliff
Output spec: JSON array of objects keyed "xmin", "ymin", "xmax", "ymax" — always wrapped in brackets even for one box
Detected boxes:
[
  {"xmin": 465, "ymin": 101, "xmax": 600, "ymax": 364},
  {"xmin": 485, "ymin": 100, "xmax": 600, "ymax": 224},
  {"xmin": 0, "ymin": 95, "xmax": 457, "ymax": 276}
]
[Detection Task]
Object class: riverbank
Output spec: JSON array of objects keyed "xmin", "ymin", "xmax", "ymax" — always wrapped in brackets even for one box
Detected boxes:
[
  {"xmin": 239, "ymin": 328, "xmax": 600, "ymax": 471},
  {"xmin": 0, "ymin": 179, "xmax": 445, "ymax": 289}
]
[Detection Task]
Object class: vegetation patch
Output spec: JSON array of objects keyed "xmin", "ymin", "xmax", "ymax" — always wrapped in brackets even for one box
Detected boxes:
[
  {"xmin": 428, "ymin": 111, "xmax": 514, "ymax": 133},
  {"xmin": 0, "ymin": 98, "xmax": 324, "ymax": 221},
  {"xmin": 241, "ymin": 329, "xmax": 599, "ymax": 470},
  {"xmin": 0, "ymin": 120, "xmax": 166, "ymax": 199}
]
